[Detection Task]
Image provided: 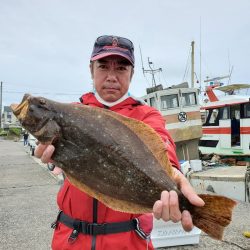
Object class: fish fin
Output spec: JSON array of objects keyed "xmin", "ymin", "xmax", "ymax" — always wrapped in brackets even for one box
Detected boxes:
[
  {"xmin": 97, "ymin": 108, "xmax": 173, "ymax": 177},
  {"xmin": 11, "ymin": 99, "xmax": 29, "ymax": 118},
  {"xmin": 66, "ymin": 172, "xmax": 152, "ymax": 214},
  {"xmin": 192, "ymin": 194, "xmax": 237, "ymax": 240}
]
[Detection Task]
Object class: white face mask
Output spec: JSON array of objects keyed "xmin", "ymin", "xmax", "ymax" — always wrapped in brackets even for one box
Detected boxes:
[{"xmin": 95, "ymin": 91, "xmax": 129, "ymax": 107}]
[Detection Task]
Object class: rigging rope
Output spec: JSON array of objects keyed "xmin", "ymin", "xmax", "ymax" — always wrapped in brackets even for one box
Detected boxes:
[{"xmin": 182, "ymin": 46, "xmax": 191, "ymax": 82}]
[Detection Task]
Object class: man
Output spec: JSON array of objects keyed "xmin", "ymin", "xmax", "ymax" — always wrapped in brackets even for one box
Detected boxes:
[
  {"xmin": 23, "ymin": 131, "xmax": 29, "ymax": 146},
  {"xmin": 35, "ymin": 35, "xmax": 204, "ymax": 250}
]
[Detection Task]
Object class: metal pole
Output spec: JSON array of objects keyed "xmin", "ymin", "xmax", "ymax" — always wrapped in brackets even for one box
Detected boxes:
[
  {"xmin": 148, "ymin": 57, "xmax": 156, "ymax": 87},
  {"xmin": 191, "ymin": 41, "xmax": 195, "ymax": 88},
  {"xmin": 199, "ymin": 17, "xmax": 202, "ymax": 93},
  {"xmin": 0, "ymin": 82, "xmax": 2, "ymax": 129}
]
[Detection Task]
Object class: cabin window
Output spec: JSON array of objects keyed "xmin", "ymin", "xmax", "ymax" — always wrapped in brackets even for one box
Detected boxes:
[
  {"xmin": 219, "ymin": 107, "xmax": 230, "ymax": 119},
  {"xmin": 231, "ymin": 106, "xmax": 241, "ymax": 119},
  {"xmin": 201, "ymin": 111, "xmax": 207, "ymax": 124},
  {"xmin": 201, "ymin": 110, "xmax": 210, "ymax": 124},
  {"xmin": 203, "ymin": 108, "xmax": 219, "ymax": 126},
  {"xmin": 160, "ymin": 94, "xmax": 179, "ymax": 109},
  {"xmin": 243, "ymin": 103, "xmax": 250, "ymax": 118},
  {"xmin": 199, "ymin": 140, "xmax": 219, "ymax": 148},
  {"xmin": 149, "ymin": 97, "xmax": 157, "ymax": 109},
  {"xmin": 181, "ymin": 92, "xmax": 197, "ymax": 106}
]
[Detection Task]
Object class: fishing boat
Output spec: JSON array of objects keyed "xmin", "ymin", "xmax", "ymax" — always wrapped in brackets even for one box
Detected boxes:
[
  {"xmin": 141, "ymin": 82, "xmax": 202, "ymax": 161},
  {"xmin": 140, "ymin": 44, "xmax": 202, "ymax": 161},
  {"xmin": 194, "ymin": 81, "xmax": 250, "ymax": 204},
  {"xmin": 199, "ymin": 82, "xmax": 250, "ymax": 156}
]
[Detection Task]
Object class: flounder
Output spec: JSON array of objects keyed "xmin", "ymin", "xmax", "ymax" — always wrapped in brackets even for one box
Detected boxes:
[{"xmin": 11, "ymin": 94, "xmax": 236, "ymax": 240}]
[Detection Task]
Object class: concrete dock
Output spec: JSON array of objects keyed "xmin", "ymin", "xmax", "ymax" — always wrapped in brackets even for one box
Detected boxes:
[
  {"xmin": 0, "ymin": 140, "xmax": 249, "ymax": 249},
  {"xmin": 189, "ymin": 165, "xmax": 248, "ymax": 203},
  {"xmin": 0, "ymin": 140, "xmax": 59, "ymax": 249},
  {"xmin": 191, "ymin": 165, "xmax": 247, "ymax": 182},
  {"xmin": 168, "ymin": 166, "xmax": 250, "ymax": 250}
]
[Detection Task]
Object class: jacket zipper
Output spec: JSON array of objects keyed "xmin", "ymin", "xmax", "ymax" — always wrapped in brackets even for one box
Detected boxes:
[
  {"xmin": 91, "ymin": 198, "xmax": 98, "ymax": 250},
  {"xmin": 91, "ymin": 104, "xmax": 107, "ymax": 250}
]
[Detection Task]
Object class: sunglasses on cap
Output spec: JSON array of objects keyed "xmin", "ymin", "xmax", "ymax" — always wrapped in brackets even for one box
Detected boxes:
[{"xmin": 95, "ymin": 35, "xmax": 134, "ymax": 51}]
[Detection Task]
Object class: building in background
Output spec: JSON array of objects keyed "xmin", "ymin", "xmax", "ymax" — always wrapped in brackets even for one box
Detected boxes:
[{"xmin": 2, "ymin": 106, "xmax": 20, "ymax": 128}]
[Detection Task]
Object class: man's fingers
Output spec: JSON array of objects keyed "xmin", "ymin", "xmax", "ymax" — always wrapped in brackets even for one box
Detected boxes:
[
  {"xmin": 40, "ymin": 145, "xmax": 55, "ymax": 163},
  {"xmin": 52, "ymin": 166, "xmax": 63, "ymax": 175},
  {"xmin": 180, "ymin": 178, "xmax": 205, "ymax": 207},
  {"xmin": 169, "ymin": 190, "xmax": 182, "ymax": 222},
  {"xmin": 153, "ymin": 200, "xmax": 163, "ymax": 220},
  {"xmin": 181, "ymin": 210, "xmax": 193, "ymax": 232},
  {"xmin": 173, "ymin": 168, "xmax": 205, "ymax": 207},
  {"xmin": 152, "ymin": 168, "xmax": 202, "ymax": 231},
  {"xmin": 160, "ymin": 191, "xmax": 170, "ymax": 221},
  {"xmin": 35, "ymin": 144, "xmax": 48, "ymax": 158}
]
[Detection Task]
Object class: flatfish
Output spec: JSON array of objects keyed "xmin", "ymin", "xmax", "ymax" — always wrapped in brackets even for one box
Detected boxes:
[{"xmin": 11, "ymin": 94, "xmax": 236, "ymax": 240}]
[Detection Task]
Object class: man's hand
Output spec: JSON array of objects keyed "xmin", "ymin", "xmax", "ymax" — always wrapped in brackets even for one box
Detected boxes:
[
  {"xmin": 153, "ymin": 168, "xmax": 205, "ymax": 232},
  {"xmin": 35, "ymin": 144, "xmax": 62, "ymax": 175},
  {"xmin": 35, "ymin": 144, "xmax": 55, "ymax": 163}
]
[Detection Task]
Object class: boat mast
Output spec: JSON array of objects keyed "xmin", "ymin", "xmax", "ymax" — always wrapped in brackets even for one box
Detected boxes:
[
  {"xmin": 143, "ymin": 58, "xmax": 162, "ymax": 87},
  {"xmin": 191, "ymin": 41, "xmax": 195, "ymax": 88},
  {"xmin": 139, "ymin": 46, "xmax": 162, "ymax": 88}
]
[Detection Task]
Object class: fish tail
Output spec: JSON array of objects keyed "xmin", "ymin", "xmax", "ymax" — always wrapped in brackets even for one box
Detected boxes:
[{"xmin": 192, "ymin": 194, "xmax": 237, "ymax": 240}]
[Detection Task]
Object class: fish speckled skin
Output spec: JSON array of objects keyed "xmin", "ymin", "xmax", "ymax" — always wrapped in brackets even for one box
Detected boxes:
[
  {"xmin": 52, "ymin": 103, "xmax": 177, "ymax": 208},
  {"xmin": 11, "ymin": 94, "xmax": 182, "ymax": 212},
  {"xmin": 12, "ymin": 94, "xmax": 237, "ymax": 240}
]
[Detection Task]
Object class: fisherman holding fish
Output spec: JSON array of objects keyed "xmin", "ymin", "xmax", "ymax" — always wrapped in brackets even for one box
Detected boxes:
[{"xmin": 13, "ymin": 35, "xmax": 234, "ymax": 249}]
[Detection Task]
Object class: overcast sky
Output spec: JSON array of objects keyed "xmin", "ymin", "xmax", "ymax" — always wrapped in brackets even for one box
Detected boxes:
[{"xmin": 1, "ymin": 0, "xmax": 250, "ymax": 107}]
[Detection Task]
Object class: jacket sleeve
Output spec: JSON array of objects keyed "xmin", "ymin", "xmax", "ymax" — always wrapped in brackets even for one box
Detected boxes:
[{"xmin": 141, "ymin": 108, "xmax": 180, "ymax": 170}]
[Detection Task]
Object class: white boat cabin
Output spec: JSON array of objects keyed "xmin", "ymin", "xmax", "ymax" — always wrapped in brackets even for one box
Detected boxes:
[{"xmin": 141, "ymin": 84, "xmax": 202, "ymax": 161}]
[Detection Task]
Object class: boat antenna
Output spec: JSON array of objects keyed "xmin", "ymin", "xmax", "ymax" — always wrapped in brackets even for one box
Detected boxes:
[
  {"xmin": 182, "ymin": 46, "xmax": 191, "ymax": 82},
  {"xmin": 139, "ymin": 46, "xmax": 163, "ymax": 87},
  {"xmin": 143, "ymin": 57, "xmax": 162, "ymax": 87},
  {"xmin": 228, "ymin": 66, "xmax": 234, "ymax": 85},
  {"xmin": 227, "ymin": 49, "xmax": 233, "ymax": 85},
  {"xmin": 139, "ymin": 45, "xmax": 145, "ymax": 77}
]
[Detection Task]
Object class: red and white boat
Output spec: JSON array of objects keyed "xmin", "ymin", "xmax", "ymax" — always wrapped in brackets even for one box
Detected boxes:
[{"xmin": 199, "ymin": 83, "xmax": 250, "ymax": 156}]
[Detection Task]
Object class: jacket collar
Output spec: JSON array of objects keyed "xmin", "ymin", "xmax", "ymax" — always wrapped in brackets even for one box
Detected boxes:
[
  {"xmin": 79, "ymin": 92, "xmax": 142, "ymax": 110},
  {"xmin": 94, "ymin": 92, "xmax": 130, "ymax": 107}
]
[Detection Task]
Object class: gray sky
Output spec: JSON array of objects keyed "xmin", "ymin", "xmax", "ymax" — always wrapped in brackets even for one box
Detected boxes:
[{"xmin": 1, "ymin": 0, "xmax": 250, "ymax": 106}]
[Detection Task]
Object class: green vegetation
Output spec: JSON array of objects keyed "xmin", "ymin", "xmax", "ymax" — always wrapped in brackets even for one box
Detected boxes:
[
  {"xmin": 0, "ymin": 129, "xmax": 8, "ymax": 136},
  {"xmin": 9, "ymin": 127, "xmax": 22, "ymax": 136},
  {"xmin": 0, "ymin": 127, "xmax": 22, "ymax": 141}
]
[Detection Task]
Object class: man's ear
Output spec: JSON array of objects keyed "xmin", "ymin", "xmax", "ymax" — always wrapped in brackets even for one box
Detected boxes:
[{"xmin": 90, "ymin": 62, "xmax": 94, "ymax": 79}]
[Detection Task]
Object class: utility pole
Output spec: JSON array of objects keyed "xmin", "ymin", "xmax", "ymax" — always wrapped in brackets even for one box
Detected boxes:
[
  {"xmin": 191, "ymin": 41, "xmax": 195, "ymax": 88},
  {"xmin": 0, "ymin": 81, "xmax": 2, "ymax": 129}
]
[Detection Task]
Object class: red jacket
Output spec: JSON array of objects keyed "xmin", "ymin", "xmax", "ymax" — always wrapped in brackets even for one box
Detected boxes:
[{"xmin": 52, "ymin": 93, "xmax": 180, "ymax": 250}]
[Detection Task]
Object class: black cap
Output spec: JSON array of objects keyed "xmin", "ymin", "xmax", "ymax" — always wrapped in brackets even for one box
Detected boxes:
[{"xmin": 90, "ymin": 35, "xmax": 134, "ymax": 66}]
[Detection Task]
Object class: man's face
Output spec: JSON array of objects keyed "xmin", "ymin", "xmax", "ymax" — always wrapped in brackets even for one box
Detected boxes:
[{"xmin": 90, "ymin": 55, "xmax": 134, "ymax": 102}]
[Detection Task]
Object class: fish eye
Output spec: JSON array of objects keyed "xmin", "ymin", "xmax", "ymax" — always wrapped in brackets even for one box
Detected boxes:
[
  {"xmin": 39, "ymin": 98, "xmax": 46, "ymax": 105},
  {"xmin": 29, "ymin": 105, "xmax": 35, "ymax": 112}
]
